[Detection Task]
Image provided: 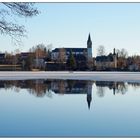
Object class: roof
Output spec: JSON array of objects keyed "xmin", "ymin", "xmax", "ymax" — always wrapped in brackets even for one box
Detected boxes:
[
  {"xmin": 96, "ymin": 54, "xmax": 114, "ymax": 62},
  {"xmin": 0, "ymin": 53, "xmax": 5, "ymax": 57},
  {"xmin": 20, "ymin": 52, "xmax": 33, "ymax": 55},
  {"xmin": 52, "ymin": 48, "xmax": 87, "ymax": 53},
  {"xmin": 20, "ymin": 52, "xmax": 34, "ymax": 59},
  {"xmin": 0, "ymin": 53, "xmax": 5, "ymax": 59}
]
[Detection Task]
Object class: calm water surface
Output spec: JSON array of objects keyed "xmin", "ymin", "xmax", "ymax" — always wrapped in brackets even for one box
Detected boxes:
[{"xmin": 0, "ymin": 79, "xmax": 140, "ymax": 137}]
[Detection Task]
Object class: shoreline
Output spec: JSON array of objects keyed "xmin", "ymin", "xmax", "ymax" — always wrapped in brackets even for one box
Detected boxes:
[{"xmin": 0, "ymin": 71, "xmax": 140, "ymax": 82}]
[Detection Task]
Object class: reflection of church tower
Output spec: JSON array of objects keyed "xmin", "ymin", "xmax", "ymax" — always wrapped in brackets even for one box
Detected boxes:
[
  {"xmin": 113, "ymin": 87, "xmax": 116, "ymax": 95},
  {"xmin": 113, "ymin": 82, "xmax": 117, "ymax": 95},
  {"xmin": 87, "ymin": 81, "xmax": 93, "ymax": 109},
  {"xmin": 87, "ymin": 33, "xmax": 92, "ymax": 58}
]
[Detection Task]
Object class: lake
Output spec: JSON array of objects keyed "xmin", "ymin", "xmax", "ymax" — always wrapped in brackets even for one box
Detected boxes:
[{"xmin": 0, "ymin": 79, "xmax": 140, "ymax": 137}]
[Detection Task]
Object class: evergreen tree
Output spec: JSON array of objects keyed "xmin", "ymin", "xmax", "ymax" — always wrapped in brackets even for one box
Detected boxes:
[{"xmin": 67, "ymin": 50, "xmax": 77, "ymax": 70}]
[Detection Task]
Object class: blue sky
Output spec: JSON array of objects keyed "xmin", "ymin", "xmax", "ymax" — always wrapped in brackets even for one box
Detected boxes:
[{"xmin": 1, "ymin": 3, "xmax": 140, "ymax": 56}]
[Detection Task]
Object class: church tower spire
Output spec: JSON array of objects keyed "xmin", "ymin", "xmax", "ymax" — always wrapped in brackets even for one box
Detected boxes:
[
  {"xmin": 87, "ymin": 33, "xmax": 92, "ymax": 46},
  {"xmin": 87, "ymin": 33, "xmax": 92, "ymax": 58}
]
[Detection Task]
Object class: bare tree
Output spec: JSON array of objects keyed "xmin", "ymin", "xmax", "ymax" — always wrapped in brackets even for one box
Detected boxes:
[
  {"xmin": 97, "ymin": 45, "xmax": 106, "ymax": 56},
  {"xmin": 116, "ymin": 48, "xmax": 128, "ymax": 69},
  {"xmin": 96, "ymin": 86, "xmax": 105, "ymax": 97},
  {"xmin": 116, "ymin": 48, "xmax": 128, "ymax": 58},
  {"xmin": 29, "ymin": 44, "xmax": 48, "ymax": 69},
  {"xmin": 0, "ymin": 3, "xmax": 39, "ymax": 44},
  {"xmin": 58, "ymin": 48, "xmax": 66, "ymax": 63},
  {"xmin": 30, "ymin": 43, "xmax": 48, "ymax": 58},
  {"xmin": 47, "ymin": 44, "xmax": 53, "ymax": 51}
]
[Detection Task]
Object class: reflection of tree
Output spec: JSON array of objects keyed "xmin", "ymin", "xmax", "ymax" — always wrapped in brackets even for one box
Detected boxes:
[
  {"xmin": 1, "ymin": 80, "xmax": 140, "ymax": 98},
  {"xmin": 58, "ymin": 80, "xmax": 66, "ymax": 94},
  {"xmin": 46, "ymin": 90, "xmax": 53, "ymax": 98},
  {"xmin": 26, "ymin": 80, "xmax": 50, "ymax": 97},
  {"xmin": 96, "ymin": 86, "xmax": 105, "ymax": 97},
  {"xmin": 95, "ymin": 81, "xmax": 128, "ymax": 96},
  {"xmin": 0, "ymin": 80, "xmax": 52, "ymax": 98},
  {"xmin": 14, "ymin": 86, "xmax": 20, "ymax": 93},
  {"xmin": 116, "ymin": 82, "xmax": 128, "ymax": 95},
  {"xmin": 3, "ymin": 81, "xmax": 14, "ymax": 90},
  {"xmin": 128, "ymin": 82, "xmax": 140, "ymax": 90},
  {"xmin": 67, "ymin": 80, "xmax": 76, "ymax": 92}
]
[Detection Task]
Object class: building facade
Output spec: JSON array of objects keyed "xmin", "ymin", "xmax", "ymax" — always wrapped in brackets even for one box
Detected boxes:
[
  {"xmin": 95, "ymin": 48, "xmax": 117, "ymax": 70},
  {"xmin": 51, "ymin": 34, "xmax": 93, "ymax": 61}
]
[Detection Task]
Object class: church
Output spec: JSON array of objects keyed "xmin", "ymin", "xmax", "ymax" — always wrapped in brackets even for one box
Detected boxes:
[
  {"xmin": 46, "ymin": 33, "xmax": 119, "ymax": 71},
  {"xmin": 51, "ymin": 33, "xmax": 93, "ymax": 61}
]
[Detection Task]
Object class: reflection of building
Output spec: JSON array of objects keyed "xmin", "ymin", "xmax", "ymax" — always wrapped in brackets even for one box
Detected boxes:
[
  {"xmin": 0, "ymin": 81, "xmax": 5, "ymax": 88},
  {"xmin": 51, "ymin": 80, "xmax": 93, "ymax": 109},
  {"xmin": 96, "ymin": 81, "xmax": 118, "ymax": 95},
  {"xmin": 51, "ymin": 80, "xmax": 87, "ymax": 94},
  {"xmin": 0, "ymin": 79, "xmax": 137, "ymax": 109},
  {"xmin": 87, "ymin": 81, "xmax": 92, "ymax": 109}
]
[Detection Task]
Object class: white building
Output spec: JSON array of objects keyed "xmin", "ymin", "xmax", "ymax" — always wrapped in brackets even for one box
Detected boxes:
[{"xmin": 51, "ymin": 34, "xmax": 93, "ymax": 61}]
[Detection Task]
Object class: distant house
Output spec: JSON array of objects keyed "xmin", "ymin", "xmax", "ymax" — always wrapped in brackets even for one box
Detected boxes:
[
  {"xmin": 19, "ymin": 52, "xmax": 45, "ymax": 69},
  {"xmin": 20, "ymin": 52, "xmax": 34, "ymax": 60},
  {"xmin": 0, "ymin": 53, "xmax": 6, "ymax": 63},
  {"xmin": 95, "ymin": 48, "xmax": 117, "ymax": 70},
  {"xmin": 128, "ymin": 64, "xmax": 139, "ymax": 71},
  {"xmin": 127, "ymin": 57, "xmax": 140, "ymax": 71},
  {"xmin": 51, "ymin": 34, "xmax": 93, "ymax": 61}
]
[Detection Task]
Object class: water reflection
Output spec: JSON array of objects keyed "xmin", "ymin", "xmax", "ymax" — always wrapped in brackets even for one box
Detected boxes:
[
  {"xmin": 96, "ymin": 81, "xmax": 128, "ymax": 96},
  {"xmin": 1, "ymin": 80, "xmax": 140, "ymax": 137},
  {"xmin": 1, "ymin": 79, "xmax": 140, "ymax": 109}
]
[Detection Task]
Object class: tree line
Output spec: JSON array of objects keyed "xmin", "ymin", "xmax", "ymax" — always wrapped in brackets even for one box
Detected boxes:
[{"xmin": 1, "ymin": 44, "xmax": 140, "ymax": 71}]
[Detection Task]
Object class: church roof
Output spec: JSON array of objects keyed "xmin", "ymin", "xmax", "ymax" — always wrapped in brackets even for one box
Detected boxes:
[
  {"xmin": 0, "ymin": 53, "xmax": 5, "ymax": 59},
  {"xmin": 52, "ymin": 48, "xmax": 87, "ymax": 53},
  {"xmin": 96, "ymin": 54, "xmax": 114, "ymax": 62}
]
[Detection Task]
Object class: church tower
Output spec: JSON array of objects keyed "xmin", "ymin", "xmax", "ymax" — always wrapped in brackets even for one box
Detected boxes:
[
  {"xmin": 113, "ymin": 48, "xmax": 117, "ymax": 69},
  {"xmin": 87, "ymin": 33, "xmax": 92, "ymax": 58}
]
